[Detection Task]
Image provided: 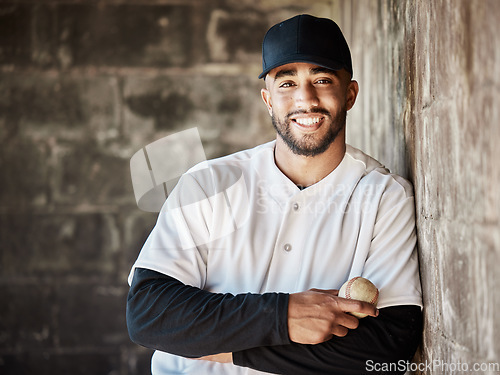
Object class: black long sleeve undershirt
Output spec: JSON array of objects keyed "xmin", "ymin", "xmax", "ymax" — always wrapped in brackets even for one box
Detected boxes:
[
  {"xmin": 233, "ymin": 304, "xmax": 422, "ymax": 374},
  {"xmin": 127, "ymin": 268, "xmax": 422, "ymax": 374},
  {"xmin": 127, "ymin": 268, "xmax": 290, "ymax": 357}
]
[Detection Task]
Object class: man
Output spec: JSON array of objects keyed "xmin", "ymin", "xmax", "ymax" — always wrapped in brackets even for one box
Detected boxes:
[{"xmin": 127, "ymin": 14, "xmax": 422, "ymax": 374}]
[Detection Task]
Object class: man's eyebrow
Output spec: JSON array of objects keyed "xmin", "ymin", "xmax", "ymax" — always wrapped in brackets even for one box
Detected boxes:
[
  {"xmin": 309, "ymin": 67, "xmax": 338, "ymax": 76},
  {"xmin": 274, "ymin": 69, "xmax": 297, "ymax": 80}
]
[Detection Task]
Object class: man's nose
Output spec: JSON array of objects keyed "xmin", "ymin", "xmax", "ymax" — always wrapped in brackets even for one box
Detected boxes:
[{"xmin": 295, "ymin": 83, "xmax": 319, "ymax": 109}]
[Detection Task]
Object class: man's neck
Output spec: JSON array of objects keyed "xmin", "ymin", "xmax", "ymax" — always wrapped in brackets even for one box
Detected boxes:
[{"xmin": 274, "ymin": 136, "xmax": 347, "ymax": 188}]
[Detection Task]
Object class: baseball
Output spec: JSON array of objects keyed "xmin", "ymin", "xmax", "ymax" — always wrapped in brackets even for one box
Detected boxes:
[{"xmin": 338, "ymin": 277, "xmax": 379, "ymax": 318}]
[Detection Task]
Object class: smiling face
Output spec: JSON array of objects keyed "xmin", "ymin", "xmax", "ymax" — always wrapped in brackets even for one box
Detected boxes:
[{"xmin": 261, "ymin": 62, "xmax": 358, "ymax": 157}]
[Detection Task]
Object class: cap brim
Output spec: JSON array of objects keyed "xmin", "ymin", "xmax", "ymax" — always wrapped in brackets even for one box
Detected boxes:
[{"xmin": 258, "ymin": 54, "xmax": 346, "ymax": 79}]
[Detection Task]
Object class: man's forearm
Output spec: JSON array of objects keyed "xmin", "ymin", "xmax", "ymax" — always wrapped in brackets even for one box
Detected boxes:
[
  {"xmin": 233, "ymin": 305, "xmax": 422, "ymax": 375},
  {"xmin": 126, "ymin": 268, "xmax": 290, "ymax": 357}
]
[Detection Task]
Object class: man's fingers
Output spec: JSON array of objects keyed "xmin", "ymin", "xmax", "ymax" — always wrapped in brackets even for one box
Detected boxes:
[
  {"xmin": 310, "ymin": 288, "xmax": 339, "ymax": 296},
  {"xmin": 339, "ymin": 298, "xmax": 379, "ymax": 317},
  {"xmin": 338, "ymin": 313, "xmax": 360, "ymax": 330},
  {"xmin": 331, "ymin": 325, "xmax": 349, "ymax": 337},
  {"xmin": 287, "ymin": 289, "xmax": 378, "ymax": 344}
]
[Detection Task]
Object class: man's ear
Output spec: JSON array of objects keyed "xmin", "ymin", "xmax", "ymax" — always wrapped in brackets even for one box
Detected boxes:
[
  {"xmin": 346, "ymin": 80, "xmax": 359, "ymax": 111},
  {"xmin": 261, "ymin": 88, "xmax": 273, "ymax": 116}
]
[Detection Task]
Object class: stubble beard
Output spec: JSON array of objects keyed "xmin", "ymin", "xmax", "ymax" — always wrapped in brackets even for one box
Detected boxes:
[{"xmin": 272, "ymin": 107, "xmax": 347, "ymax": 157}]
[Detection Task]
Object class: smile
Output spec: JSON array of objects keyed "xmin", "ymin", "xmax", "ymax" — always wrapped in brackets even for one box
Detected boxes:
[{"xmin": 293, "ymin": 117, "xmax": 323, "ymax": 126}]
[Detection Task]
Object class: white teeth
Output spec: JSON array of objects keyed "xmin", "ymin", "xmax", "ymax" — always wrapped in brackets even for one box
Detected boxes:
[{"xmin": 295, "ymin": 117, "xmax": 321, "ymax": 126}]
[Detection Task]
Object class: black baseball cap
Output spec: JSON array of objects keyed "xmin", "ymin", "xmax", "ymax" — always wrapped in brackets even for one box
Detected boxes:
[{"xmin": 259, "ymin": 14, "xmax": 352, "ymax": 79}]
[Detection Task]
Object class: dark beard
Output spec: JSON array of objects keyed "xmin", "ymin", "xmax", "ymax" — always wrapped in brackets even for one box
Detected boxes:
[{"xmin": 272, "ymin": 108, "xmax": 347, "ymax": 157}]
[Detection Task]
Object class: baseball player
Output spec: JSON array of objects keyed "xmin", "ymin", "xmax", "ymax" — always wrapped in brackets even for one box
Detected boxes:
[{"xmin": 127, "ymin": 14, "xmax": 423, "ymax": 374}]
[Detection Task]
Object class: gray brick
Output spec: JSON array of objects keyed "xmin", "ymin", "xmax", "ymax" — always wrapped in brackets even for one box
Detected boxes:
[
  {"xmin": 56, "ymin": 4, "xmax": 201, "ymax": 68},
  {"xmin": 55, "ymin": 283, "xmax": 129, "ymax": 347},
  {"xmin": 0, "ymin": 350, "xmax": 122, "ymax": 375},
  {"xmin": 51, "ymin": 140, "xmax": 133, "ymax": 206},
  {"xmin": 0, "ymin": 76, "xmax": 86, "ymax": 128},
  {"xmin": 0, "ymin": 73, "xmax": 120, "ymax": 137},
  {"xmin": 0, "ymin": 284, "xmax": 54, "ymax": 350},
  {"xmin": 0, "ymin": 213, "xmax": 122, "ymax": 278},
  {"xmin": 0, "ymin": 4, "xmax": 32, "ymax": 65},
  {"xmin": 0, "ymin": 138, "xmax": 51, "ymax": 209},
  {"xmin": 123, "ymin": 74, "xmax": 273, "ymax": 159},
  {"xmin": 205, "ymin": 8, "xmax": 268, "ymax": 63},
  {"xmin": 121, "ymin": 210, "xmax": 157, "ymax": 280}
]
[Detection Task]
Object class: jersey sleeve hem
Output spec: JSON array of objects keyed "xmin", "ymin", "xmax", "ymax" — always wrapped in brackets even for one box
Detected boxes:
[
  {"xmin": 128, "ymin": 261, "xmax": 202, "ymax": 288},
  {"xmin": 377, "ymin": 296, "xmax": 423, "ymax": 309}
]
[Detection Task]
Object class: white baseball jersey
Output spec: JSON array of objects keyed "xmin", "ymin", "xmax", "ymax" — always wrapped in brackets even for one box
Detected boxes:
[{"xmin": 129, "ymin": 140, "xmax": 422, "ymax": 374}]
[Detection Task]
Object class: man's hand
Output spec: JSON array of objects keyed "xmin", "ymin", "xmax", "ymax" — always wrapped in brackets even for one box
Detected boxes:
[
  {"xmin": 195, "ymin": 353, "xmax": 233, "ymax": 363},
  {"xmin": 287, "ymin": 288, "xmax": 379, "ymax": 344}
]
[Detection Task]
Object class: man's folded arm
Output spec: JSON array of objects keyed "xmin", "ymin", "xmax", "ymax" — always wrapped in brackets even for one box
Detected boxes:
[
  {"xmin": 127, "ymin": 267, "xmax": 422, "ymax": 374},
  {"xmin": 233, "ymin": 304, "xmax": 422, "ymax": 375},
  {"xmin": 126, "ymin": 267, "xmax": 290, "ymax": 357}
]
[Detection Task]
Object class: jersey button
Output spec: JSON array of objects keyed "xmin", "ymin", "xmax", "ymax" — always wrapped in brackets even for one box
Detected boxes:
[
  {"xmin": 284, "ymin": 243, "xmax": 292, "ymax": 252},
  {"xmin": 293, "ymin": 203, "xmax": 299, "ymax": 211}
]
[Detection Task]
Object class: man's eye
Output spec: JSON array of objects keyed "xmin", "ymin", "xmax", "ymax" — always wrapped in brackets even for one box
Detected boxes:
[
  {"xmin": 316, "ymin": 79, "xmax": 332, "ymax": 84},
  {"xmin": 279, "ymin": 82, "xmax": 295, "ymax": 88}
]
